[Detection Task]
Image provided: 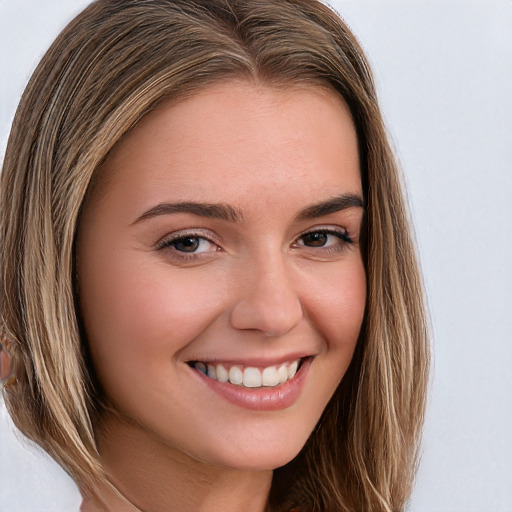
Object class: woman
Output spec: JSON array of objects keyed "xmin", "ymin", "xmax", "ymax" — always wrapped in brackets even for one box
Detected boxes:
[{"xmin": 0, "ymin": 1, "xmax": 429, "ymax": 511}]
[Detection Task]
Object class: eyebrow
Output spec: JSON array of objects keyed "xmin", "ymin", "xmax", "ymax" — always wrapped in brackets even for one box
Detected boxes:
[
  {"xmin": 295, "ymin": 193, "xmax": 365, "ymax": 221},
  {"xmin": 133, "ymin": 202, "xmax": 243, "ymax": 224},
  {"xmin": 133, "ymin": 193, "xmax": 364, "ymax": 225}
]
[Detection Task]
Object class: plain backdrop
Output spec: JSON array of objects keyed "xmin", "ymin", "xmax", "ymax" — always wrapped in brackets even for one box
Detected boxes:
[{"xmin": 1, "ymin": 1, "xmax": 511, "ymax": 511}]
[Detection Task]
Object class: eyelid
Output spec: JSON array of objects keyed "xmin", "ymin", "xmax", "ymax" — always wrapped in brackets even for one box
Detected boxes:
[{"xmin": 296, "ymin": 225, "xmax": 352, "ymax": 242}]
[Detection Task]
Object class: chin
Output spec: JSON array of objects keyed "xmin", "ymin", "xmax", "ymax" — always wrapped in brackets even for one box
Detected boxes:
[{"xmin": 192, "ymin": 424, "xmax": 312, "ymax": 473}]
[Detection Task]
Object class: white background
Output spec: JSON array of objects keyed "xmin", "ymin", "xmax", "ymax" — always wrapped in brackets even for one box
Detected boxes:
[{"xmin": 1, "ymin": 1, "xmax": 511, "ymax": 511}]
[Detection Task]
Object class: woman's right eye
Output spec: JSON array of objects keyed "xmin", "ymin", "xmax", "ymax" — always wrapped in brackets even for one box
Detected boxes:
[{"xmin": 156, "ymin": 233, "xmax": 220, "ymax": 257}]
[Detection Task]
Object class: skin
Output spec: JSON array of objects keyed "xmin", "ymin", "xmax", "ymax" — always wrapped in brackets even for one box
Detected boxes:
[
  {"xmin": 76, "ymin": 80, "xmax": 366, "ymax": 512},
  {"xmin": 0, "ymin": 343, "xmax": 15, "ymax": 384}
]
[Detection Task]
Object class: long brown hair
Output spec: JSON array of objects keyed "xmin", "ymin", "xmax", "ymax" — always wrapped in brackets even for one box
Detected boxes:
[{"xmin": 0, "ymin": 1, "xmax": 429, "ymax": 510}]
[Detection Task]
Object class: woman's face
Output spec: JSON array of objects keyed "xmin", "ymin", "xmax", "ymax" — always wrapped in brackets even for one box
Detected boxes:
[{"xmin": 76, "ymin": 80, "xmax": 366, "ymax": 471}]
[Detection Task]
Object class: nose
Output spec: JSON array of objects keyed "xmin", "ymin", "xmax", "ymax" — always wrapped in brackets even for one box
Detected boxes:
[{"xmin": 229, "ymin": 256, "xmax": 303, "ymax": 337}]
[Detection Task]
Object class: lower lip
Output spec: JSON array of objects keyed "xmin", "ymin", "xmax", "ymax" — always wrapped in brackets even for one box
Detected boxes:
[{"xmin": 191, "ymin": 358, "xmax": 313, "ymax": 411}]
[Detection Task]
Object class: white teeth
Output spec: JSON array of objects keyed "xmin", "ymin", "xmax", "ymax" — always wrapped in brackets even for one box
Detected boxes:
[
  {"xmin": 216, "ymin": 364, "xmax": 228, "ymax": 382},
  {"xmin": 288, "ymin": 360, "xmax": 298, "ymax": 379},
  {"xmin": 194, "ymin": 359, "xmax": 302, "ymax": 388},
  {"xmin": 243, "ymin": 367, "xmax": 262, "ymax": 387},
  {"xmin": 277, "ymin": 364, "xmax": 288, "ymax": 384},
  {"xmin": 261, "ymin": 366, "xmax": 279, "ymax": 387},
  {"xmin": 207, "ymin": 364, "xmax": 217, "ymax": 380},
  {"xmin": 228, "ymin": 365, "xmax": 243, "ymax": 385}
]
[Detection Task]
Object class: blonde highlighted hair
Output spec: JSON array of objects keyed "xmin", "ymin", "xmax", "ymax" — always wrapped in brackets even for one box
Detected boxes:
[{"xmin": 0, "ymin": 1, "xmax": 429, "ymax": 510}]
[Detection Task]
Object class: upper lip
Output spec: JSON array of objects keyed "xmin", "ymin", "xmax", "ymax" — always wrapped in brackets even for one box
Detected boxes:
[{"xmin": 186, "ymin": 352, "xmax": 314, "ymax": 367}]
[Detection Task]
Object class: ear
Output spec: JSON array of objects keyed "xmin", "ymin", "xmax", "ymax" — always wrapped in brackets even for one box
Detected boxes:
[{"xmin": 0, "ymin": 339, "xmax": 16, "ymax": 387}]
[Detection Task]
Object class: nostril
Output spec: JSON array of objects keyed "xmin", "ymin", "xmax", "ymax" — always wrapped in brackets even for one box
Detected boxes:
[{"xmin": 229, "ymin": 283, "xmax": 303, "ymax": 337}]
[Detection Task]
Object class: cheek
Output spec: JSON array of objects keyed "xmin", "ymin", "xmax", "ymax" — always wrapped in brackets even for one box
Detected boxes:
[
  {"xmin": 305, "ymin": 258, "xmax": 366, "ymax": 352},
  {"xmin": 78, "ymin": 254, "xmax": 226, "ymax": 385},
  {"xmin": 282, "ymin": 258, "xmax": 366, "ymax": 448}
]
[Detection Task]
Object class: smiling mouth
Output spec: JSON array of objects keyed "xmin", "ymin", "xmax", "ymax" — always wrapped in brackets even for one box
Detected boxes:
[{"xmin": 188, "ymin": 358, "xmax": 308, "ymax": 389}]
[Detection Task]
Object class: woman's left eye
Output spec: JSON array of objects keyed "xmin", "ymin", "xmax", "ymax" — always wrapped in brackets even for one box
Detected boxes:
[{"xmin": 295, "ymin": 229, "xmax": 352, "ymax": 250}]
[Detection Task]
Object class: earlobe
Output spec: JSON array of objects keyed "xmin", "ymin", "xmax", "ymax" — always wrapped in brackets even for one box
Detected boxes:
[{"xmin": 0, "ymin": 339, "xmax": 16, "ymax": 388}]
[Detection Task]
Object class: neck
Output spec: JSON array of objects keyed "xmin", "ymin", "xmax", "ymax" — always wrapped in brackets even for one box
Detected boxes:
[{"xmin": 80, "ymin": 413, "xmax": 273, "ymax": 512}]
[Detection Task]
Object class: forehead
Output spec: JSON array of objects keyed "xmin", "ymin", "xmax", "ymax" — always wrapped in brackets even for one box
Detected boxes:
[{"xmin": 89, "ymin": 80, "xmax": 361, "ymax": 215}]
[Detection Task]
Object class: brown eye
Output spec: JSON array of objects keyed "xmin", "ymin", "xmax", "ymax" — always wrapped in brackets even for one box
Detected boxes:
[
  {"xmin": 157, "ymin": 232, "xmax": 219, "ymax": 257},
  {"xmin": 172, "ymin": 237, "xmax": 201, "ymax": 252},
  {"xmin": 296, "ymin": 229, "xmax": 352, "ymax": 251},
  {"xmin": 301, "ymin": 232, "xmax": 329, "ymax": 247}
]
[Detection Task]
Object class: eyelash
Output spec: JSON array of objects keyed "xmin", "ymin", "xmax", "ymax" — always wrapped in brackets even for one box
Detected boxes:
[
  {"xmin": 156, "ymin": 227, "xmax": 353, "ymax": 261},
  {"xmin": 293, "ymin": 228, "xmax": 353, "ymax": 252},
  {"xmin": 155, "ymin": 230, "xmax": 219, "ymax": 261}
]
